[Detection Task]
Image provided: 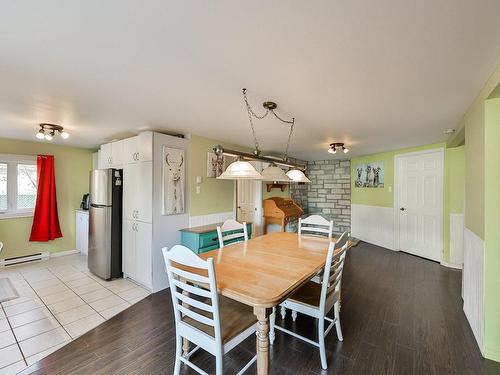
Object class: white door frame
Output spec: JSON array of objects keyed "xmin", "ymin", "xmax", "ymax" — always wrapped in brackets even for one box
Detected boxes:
[{"xmin": 393, "ymin": 147, "xmax": 444, "ymax": 261}]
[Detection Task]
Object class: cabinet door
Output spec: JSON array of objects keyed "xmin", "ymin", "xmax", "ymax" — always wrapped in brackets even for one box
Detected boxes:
[
  {"xmin": 100, "ymin": 143, "xmax": 112, "ymax": 168},
  {"xmin": 75, "ymin": 212, "xmax": 89, "ymax": 255},
  {"xmin": 122, "ymin": 219, "xmax": 136, "ymax": 279},
  {"xmin": 123, "ymin": 136, "xmax": 138, "ymax": 164},
  {"xmin": 135, "ymin": 221, "xmax": 152, "ymax": 288},
  {"xmin": 122, "ymin": 163, "xmax": 139, "ymax": 221},
  {"xmin": 137, "ymin": 161, "xmax": 152, "ymax": 223},
  {"xmin": 111, "ymin": 140, "xmax": 124, "ymax": 167},
  {"xmin": 137, "ymin": 131, "xmax": 153, "ymax": 162}
]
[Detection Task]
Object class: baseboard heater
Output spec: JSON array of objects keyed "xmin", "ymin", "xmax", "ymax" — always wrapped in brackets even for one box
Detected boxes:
[{"xmin": 0, "ymin": 251, "xmax": 50, "ymax": 267}]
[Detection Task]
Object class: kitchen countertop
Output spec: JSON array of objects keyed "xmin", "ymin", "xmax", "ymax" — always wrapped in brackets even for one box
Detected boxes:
[
  {"xmin": 180, "ymin": 222, "xmax": 252, "ymax": 234},
  {"xmin": 75, "ymin": 209, "xmax": 89, "ymax": 214}
]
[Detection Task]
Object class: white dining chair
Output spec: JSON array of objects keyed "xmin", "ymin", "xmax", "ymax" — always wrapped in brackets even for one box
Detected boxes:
[
  {"xmin": 216, "ymin": 219, "xmax": 248, "ymax": 248},
  {"xmin": 270, "ymin": 241, "xmax": 349, "ymax": 370},
  {"xmin": 162, "ymin": 245, "xmax": 256, "ymax": 375},
  {"xmin": 298, "ymin": 214, "xmax": 333, "ymax": 238},
  {"xmin": 285, "ymin": 231, "xmax": 350, "ymax": 321}
]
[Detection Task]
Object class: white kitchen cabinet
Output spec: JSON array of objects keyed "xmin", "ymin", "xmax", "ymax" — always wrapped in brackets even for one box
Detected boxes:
[
  {"xmin": 122, "ymin": 219, "xmax": 135, "ymax": 278},
  {"xmin": 122, "ymin": 161, "xmax": 152, "ymax": 223},
  {"xmin": 98, "ymin": 143, "xmax": 111, "ymax": 169},
  {"xmin": 135, "ymin": 221, "xmax": 152, "ymax": 287},
  {"xmin": 122, "ymin": 219, "xmax": 152, "ymax": 289},
  {"xmin": 137, "ymin": 131, "xmax": 153, "ymax": 162},
  {"xmin": 123, "ymin": 136, "xmax": 139, "ymax": 164},
  {"xmin": 111, "ymin": 140, "xmax": 124, "ymax": 167},
  {"xmin": 98, "ymin": 140, "xmax": 124, "ymax": 168},
  {"xmin": 75, "ymin": 210, "xmax": 89, "ymax": 255}
]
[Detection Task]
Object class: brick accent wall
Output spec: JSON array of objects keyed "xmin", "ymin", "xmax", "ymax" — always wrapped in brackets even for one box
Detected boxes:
[{"xmin": 289, "ymin": 159, "xmax": 351, "ymax": 235}]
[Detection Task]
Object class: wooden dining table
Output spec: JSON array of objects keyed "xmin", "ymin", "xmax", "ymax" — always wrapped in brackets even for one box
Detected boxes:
[{"xmin": 194, "ymin": 231, "xmax": 349, "ymax": 375}]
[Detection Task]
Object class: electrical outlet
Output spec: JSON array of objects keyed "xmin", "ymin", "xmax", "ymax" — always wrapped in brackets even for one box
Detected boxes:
[{"xmin": 196, "ymin": 186, "xmax": 201, "ymax": 194}]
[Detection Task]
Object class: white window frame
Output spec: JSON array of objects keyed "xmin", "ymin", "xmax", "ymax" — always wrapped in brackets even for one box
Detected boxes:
[{"xmin": 0, "ymin": 154, "xmax": 37, "ymax": 219}]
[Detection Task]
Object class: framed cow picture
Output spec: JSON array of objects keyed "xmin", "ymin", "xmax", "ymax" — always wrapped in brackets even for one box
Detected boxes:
[
  {"xmin": 206, "ymin": 151, "xmax": 225, "ymax": 178},
  {"xmin": 162, "ymin": 146, "xmax": 185, "ymax": 215},
  {"xmin": 354, "ymin": 161, "xmax": 384, "ymax": 188}
]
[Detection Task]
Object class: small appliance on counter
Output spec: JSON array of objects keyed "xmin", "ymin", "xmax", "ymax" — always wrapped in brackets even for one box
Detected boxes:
[
  {"xmin": 80, "ymin": 193, "xmax": 89, "ymax": 210},
  {"xmin": 88, "ymin": 169, "xmax": 123, "ymax": 280}
]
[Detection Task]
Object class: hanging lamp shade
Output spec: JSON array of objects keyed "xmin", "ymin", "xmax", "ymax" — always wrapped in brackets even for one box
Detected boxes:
[
  {"xmin": 286, "ymin": 168, "xmax": 311, "ymax": 183},
  {"xmin": 217, "ymin": 159, "xmax": 263, "ymax": 180},
  {"xmin": 261, "ymin": 163, "xmax": 291, "ymax": 182}
]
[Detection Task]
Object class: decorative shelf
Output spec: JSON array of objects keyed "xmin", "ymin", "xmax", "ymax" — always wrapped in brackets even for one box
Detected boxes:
[{"xmin": 266, "ymin": 183, "xmax": 287, "ymax": 192}]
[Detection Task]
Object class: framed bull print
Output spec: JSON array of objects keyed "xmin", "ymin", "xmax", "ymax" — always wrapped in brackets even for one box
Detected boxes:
[
  {"xmin": 163, "ymin": 146, "xmax": 185, "ymax": 215},
  {"xmin": 354, "ymin": 161, "xmax": 384, "ymax": 188}
]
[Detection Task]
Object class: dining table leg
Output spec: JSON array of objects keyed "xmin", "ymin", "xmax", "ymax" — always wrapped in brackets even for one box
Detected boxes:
[{"xmin": 254, "ymin": 307, "xmax": 270, "ymax": 375}]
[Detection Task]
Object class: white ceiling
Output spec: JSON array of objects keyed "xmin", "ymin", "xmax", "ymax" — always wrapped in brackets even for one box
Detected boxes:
[{"xmin": 1, "ymin": 1, "xmax": 500, "ymax": 160}]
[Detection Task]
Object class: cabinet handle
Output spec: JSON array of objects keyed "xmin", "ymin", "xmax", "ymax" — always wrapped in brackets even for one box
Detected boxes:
[{"xmin": 136, "ymin": 152, "xmax": 140, "ymax": 161}]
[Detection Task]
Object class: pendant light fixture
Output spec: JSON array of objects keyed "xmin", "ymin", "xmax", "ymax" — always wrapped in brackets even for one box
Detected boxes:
[
  {"xmin": 214, "ymin": 89, "xmax": 310, "ymax": 182},
  {"xmin": 286, "ymin": 168, "xmax": 311, "ymax": 183},
  {"xmin": 261, "ymin": 163, "xmax": 291, "ymax": 182},
  {"xmin": 35, "ymin": 123, "xmax": 70, "ymax": 141},
  {"xmin": 217, "ymin": 157, "xmax": 263, "ymax": 180}
]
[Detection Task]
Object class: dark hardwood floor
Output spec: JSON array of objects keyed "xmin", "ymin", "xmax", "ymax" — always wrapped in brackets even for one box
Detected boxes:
[{"xmin": 21, "ymin": 242, "xmax": 500, "ymax": 375}]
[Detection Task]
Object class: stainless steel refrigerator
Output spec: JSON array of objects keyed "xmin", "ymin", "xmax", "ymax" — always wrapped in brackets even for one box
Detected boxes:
[{"xmin": 88, "ymin": 169, "xmax": 123, "ymax": 280}]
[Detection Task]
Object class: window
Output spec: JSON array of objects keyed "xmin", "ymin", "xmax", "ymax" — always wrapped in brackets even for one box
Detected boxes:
[{"xmin": 0, "ymin": 155, "xmax": 37, "ymax": 219}]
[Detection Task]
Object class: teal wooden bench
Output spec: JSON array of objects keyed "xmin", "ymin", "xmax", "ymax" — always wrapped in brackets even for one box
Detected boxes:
[{"xmin": 180, "ymin": 222, "xmax": 252, "ymax": 254}]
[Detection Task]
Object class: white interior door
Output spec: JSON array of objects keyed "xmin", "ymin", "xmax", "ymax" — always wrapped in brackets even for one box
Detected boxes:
[
  {"xmin": 236, "ymin": 162, "xmax": 263, "ymax": 236},
  {"xmin": 237, "ymin": 179, "xmax": 257, "ymax": 224},
  {"xmin": 395, "ymin": 149, "xmax": 443, "ymax": 262}
]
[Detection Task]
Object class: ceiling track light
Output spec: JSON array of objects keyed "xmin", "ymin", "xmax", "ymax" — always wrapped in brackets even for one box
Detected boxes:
[
  {"xmin": 36, "ymin": 123, "xmax": 70, "ymax": 141},
  {"xmin": 328, "ymin": 142, "xmax": 349, "ymax": 154}
]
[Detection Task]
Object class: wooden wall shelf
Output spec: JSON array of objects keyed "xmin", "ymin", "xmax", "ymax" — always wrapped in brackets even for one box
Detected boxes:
[{"xmin": 266, "ymin": 183, "xmax": 287, "ymax": 192}]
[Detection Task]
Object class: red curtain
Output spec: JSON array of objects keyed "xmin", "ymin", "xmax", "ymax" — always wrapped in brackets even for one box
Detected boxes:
[{"xmin": 29, "ymin": 155, "xmax": 63, "ymax": 241}]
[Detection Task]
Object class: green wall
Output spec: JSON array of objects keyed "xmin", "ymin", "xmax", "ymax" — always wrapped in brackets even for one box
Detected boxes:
[
  {"xmin": 484, "ymin": 97, "xmax": 500, "ymax": 361},
  {"xmin": 350, "ymin": 142, "xmax": 465, "ymax": 263},
  {"xmin": 0, "ymin": 138, "xmax": 93, "ymax": 259}
]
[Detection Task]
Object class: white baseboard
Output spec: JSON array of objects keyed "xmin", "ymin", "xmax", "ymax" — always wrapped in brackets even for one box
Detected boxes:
[
  {"xmin": 463, "ymin": 227, "xmax": 485, "ymax": 355},
  {"xmin": 50, "ymin": 249, "xmax": 80, "ymax": 258},
  {"xmin": 440, "ymin": 261, "xmax": 462, "ymax": 270},
  {"xmin": 189, "ymin": 211, "xmax": 235, "ymax": 228},
  {"xmin": 351, "ymin": 204, "xmax": 395, "ymax": 250}
]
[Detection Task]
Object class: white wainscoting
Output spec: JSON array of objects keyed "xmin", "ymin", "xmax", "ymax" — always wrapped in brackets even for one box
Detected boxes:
[
  {"xmin": 463, "ymin": 227, "xmax": 484, "ymax": 355},
  {"xmin": 351, "ymin": 204, "xmax": 395, "ymax": 250},
  {"xmin": 188, "ymin": 211, "xmax": 235, "ymax": 228},
  {"xmin": 448, "ymin": 213, "xmax": 464, "ymax": 268}
]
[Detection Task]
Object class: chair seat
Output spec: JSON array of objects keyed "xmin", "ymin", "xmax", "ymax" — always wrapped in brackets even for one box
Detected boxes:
[
  {"xmin": 183, "ymin": 296, "xmax": 257, "ymax": 344},
  {"xmin": 287, "ymin": 281, "xmax": 322, "ymax": 308}
]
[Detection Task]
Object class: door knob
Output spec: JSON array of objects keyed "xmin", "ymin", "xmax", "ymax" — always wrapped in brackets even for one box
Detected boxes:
[{"xmin": 400, "ymin": 207, "xmax": 406, "ymax": 211}]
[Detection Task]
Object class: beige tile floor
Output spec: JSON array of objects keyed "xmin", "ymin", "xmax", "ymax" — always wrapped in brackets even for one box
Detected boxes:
[{"xmin": 0, "ymin": 254, "xmax": 150, "ymax": 374}]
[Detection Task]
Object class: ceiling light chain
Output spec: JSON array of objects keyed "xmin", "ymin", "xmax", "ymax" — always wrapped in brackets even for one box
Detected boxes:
[
  {"xmin": 242, "ymin": 88, "xmax": 296, "ymax": 159},
  {"xmin": 242, "ymin": 88, "xmax": 263, "ymax": 155}
]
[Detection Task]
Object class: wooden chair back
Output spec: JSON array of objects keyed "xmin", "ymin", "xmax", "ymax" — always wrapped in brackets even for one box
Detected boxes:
[
  {"xmin": 216, "ymin": 219, "xmax": 248, "ymax": 248},
  {"xmin": 298, "ymin": 215, "xmax": 334, "ymax": 238},
  {"xmin": 162, "ymin": 245, "xmax": 223, "ymax": 355},
  {"xmin": 319, "ymin": 242, "xmax": 348, "ymax": 314}
]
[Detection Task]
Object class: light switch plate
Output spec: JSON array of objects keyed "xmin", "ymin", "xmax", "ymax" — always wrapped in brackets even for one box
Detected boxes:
[{"xmin": 196, "ymin": 176, "xmax": 202, "ymax": 184}]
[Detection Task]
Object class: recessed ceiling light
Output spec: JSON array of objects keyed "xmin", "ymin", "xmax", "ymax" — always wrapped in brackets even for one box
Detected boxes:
[{"xmin": 443, "ymin": 128, "xmax": 455, "ymax": 134}]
